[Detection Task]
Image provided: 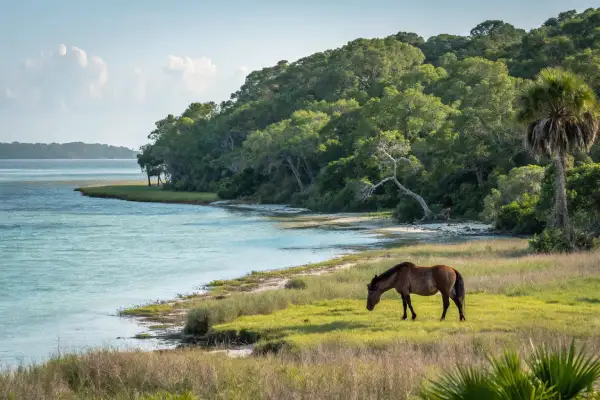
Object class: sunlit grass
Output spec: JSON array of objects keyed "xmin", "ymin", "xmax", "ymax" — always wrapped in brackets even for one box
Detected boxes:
[
  {"xmin": 211, "ymin": 287, "xmax": 600, "ymax": 348},
  {"xmin": 75, "ymin": 185, "xmax": 218, "ymax": 204}
]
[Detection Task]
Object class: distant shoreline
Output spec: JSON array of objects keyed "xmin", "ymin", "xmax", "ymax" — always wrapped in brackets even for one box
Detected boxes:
[
  {"xmin": 0, "ymin": 158, "xmax": 138, "ymax": 160},
  {"xmin": 0, "ymin": 142, "xmax": 138, "ymax": 159}
]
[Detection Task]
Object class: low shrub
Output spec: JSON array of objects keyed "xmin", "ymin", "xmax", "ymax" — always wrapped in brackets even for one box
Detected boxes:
[
  {"xmin": 495, "ymin": 194, "xmax": 545, "ymax": 234},
  {"xmin": 285, "ymin": 278, "xmax": 307, "ymax": 290},
  {"xmin": 530, "ymin": 228, "xmax": 600, "ymax": 253}
]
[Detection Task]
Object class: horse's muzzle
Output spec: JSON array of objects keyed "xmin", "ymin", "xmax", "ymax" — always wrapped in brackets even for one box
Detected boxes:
[{"xmin": 366, "ymin": 305, "xmax": 374, "ymax": 311}]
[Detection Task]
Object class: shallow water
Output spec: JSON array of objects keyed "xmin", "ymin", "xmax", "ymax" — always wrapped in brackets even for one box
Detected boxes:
[{"xmin": 0, "ymin": 159, "xmax": 387, "ymax": 367}]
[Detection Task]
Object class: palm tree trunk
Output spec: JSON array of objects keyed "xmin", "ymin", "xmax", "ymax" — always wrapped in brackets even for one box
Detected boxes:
[{"xmin": 553, "ymin": 153, "xmax": 570, "ymax": 233}]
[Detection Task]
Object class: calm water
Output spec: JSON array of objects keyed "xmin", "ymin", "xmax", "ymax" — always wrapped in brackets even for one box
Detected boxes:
[{"xmin": 0, "ymin": 159, "xmax": 386, "ymax": 367}]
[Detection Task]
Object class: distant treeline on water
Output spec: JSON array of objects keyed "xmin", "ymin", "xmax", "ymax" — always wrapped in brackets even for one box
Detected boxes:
[{"xmin": 0, "ymin": 142, "xmax": 139, "ymax": 159}]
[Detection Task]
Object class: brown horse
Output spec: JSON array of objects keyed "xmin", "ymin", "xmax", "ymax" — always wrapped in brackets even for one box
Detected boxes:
[{"xmin": 366, "ymin": 262, "xmax": 465, "ymax": 321}]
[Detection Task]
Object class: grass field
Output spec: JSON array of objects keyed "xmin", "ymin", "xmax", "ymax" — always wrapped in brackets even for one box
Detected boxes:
[
  {"xmin": 4, "ymin": 238, "xmax": 600, "ymax": 399},
  {"xmin": 184, "ymin": 239, "xmax": 600, "ymax": 351},
  {"xmin": 75, "ymin": 184, "xmax": 218, "ymax": 205}
]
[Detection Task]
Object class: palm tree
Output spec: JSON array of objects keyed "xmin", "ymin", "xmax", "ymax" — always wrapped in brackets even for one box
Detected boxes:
[{"xmin": 516, "ymin": 68, "xmax": 600, "ymax": 235}]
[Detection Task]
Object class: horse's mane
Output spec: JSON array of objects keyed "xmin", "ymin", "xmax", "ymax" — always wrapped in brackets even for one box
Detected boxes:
[{"xmin": 369, "ymin": 262, "xmax": 415, "ymax": 287}]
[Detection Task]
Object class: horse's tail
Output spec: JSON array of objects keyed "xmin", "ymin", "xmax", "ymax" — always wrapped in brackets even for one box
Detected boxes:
[{"xmin": 452, "ymin": 269, "xmax": 465, "ymax": 305}]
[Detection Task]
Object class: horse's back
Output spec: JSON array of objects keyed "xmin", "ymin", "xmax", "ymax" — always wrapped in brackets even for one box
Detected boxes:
[{"xmin": 407, "ymin": 266, "xmax": 439, "ymax": 296}]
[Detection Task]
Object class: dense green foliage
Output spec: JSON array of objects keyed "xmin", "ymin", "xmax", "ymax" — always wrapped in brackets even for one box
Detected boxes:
[
  {"xmin": 138, "ymin": 8, "xmax": 600, "ymax": 222},
  {"xmin": 481, "ymin": 165, "xmax": 546, "ymax": 234},
  {"xmin": 530, "ymin": 163, "xmax": 600, "ymax": 251},
  {"xmin": 0, "ymin": 142, "xmax": 137, "ymax": 159},
  {"xmin": 421, "ymin": 341, "xmax": 600, "ymax": 400}
]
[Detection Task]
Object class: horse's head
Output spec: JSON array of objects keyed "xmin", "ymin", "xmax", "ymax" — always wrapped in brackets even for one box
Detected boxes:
[{"xmin": 366, "ymin": 275, "xmax": 382, "ymax": 311}]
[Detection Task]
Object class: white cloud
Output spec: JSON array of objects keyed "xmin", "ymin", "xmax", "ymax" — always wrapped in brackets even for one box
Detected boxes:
[
  {"xmin": 71, "ymin": 46, "xmax": 88, "ymax": 67},
  {"xmin": 7, "ymin": 44, "xmax": 110, "ymax": 109},
  {"xmin": 163, "ymin": 55, "xmax": 217, "ymax": 94}
]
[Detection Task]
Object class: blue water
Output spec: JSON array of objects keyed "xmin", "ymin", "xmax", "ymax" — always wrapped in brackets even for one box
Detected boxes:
[{"xmin": 0, "ymin": 159, "xmax": 385, "ymax": 367}]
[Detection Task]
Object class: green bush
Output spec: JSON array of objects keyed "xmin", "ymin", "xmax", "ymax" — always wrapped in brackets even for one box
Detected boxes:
[
  {"xmin": 495, "ymin": 194, "xmax": 545, "ymax": 234},
  {"xmin": 421, "ymin": 340, "xmax": 600, "ymax": 400},
  {"xmin": 529, "ymin": 228, "xmax": 600, "ymax": 253},
  {"xmin": 284, "ymin": 278, "xmax": 307, "ymax": 290},
  {"xmin": 481, "ymin": 165, "xmax": 546, "ymax": 224}
]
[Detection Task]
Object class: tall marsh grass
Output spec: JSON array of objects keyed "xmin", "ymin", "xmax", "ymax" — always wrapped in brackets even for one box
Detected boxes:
[{"xmin": 3, "ymin": 334, "xmax": 598, "ymax": 399}]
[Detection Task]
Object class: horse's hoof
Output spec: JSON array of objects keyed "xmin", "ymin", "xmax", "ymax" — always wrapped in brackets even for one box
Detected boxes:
[
  {"xmin": 412, "ymin": 315, "xmax": 417, "ymax": 321},
  {"xmin": 402, "ymin": 316, "xmax": 407, "ymax": 321}
]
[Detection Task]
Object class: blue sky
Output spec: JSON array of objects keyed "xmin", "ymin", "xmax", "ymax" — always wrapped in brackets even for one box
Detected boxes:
[{"xmin": 0, "ymin": 0, "xmax": 597, "ymax": 148}]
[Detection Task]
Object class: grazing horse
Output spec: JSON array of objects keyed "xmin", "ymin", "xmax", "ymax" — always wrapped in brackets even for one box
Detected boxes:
[{"xmin": 366, "ymin": 262, "xmax": 465, "ymax": 321}]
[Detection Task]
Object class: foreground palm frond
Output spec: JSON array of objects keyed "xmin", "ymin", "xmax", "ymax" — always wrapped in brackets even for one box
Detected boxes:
[
  {"xmin": 527, "ymin": 340, "xmax": 600, "ymax": 399},
  {"xmin": 421, "ymin": 341, "xmax": 600, "ymax": 400}
]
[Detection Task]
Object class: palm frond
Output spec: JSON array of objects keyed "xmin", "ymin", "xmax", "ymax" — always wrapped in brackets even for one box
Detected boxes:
[
  {"xmin": 489, "ymin": 350, "xmax": 553, "ymax": 400},
  {"xmin": 518, "ymin": 68, "xmax": 600, "ymax": 158},
  {"xmin": 420, "ymin": 365, "xmax": 500, "ymax": 400},
  {"xmin": 527, "ymin": 340, "xmax": 600, "ymax": 399}
]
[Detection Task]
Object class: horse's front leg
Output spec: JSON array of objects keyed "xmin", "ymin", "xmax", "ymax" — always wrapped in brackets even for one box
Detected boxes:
[
  {"xmin": 404, "ymin": 294, "xmax": 417, "ymax": 320},
  {"xmin": 401, "ymin": 294, "xmax": 408, "ymax": 320}
]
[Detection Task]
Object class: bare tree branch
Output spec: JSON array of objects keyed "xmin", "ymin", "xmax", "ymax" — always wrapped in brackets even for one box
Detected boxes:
[{"xmin": 357, "ymin": 140, "xmax": 439, "ymax": 221}]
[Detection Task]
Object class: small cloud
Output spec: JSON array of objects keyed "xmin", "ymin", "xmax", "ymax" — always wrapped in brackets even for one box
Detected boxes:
[
  {"xmin": 71, "ymin": 46, "xmax": 88, "ymax": 67},
  {"xmin": 236, "ymin": 65, "xmax": 250, "ymax": 79},
  {"xmin": 10, "ymin": 44, "xmax": 110, "ymax": 106},
  {"xmin": 163, "ymin": 55, "xmax": 217, "ymax": 94}
]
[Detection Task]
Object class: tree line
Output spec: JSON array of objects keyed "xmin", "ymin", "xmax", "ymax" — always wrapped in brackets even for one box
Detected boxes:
[
  {"xmin": 138, "ymin": 8, "xmax": 600, "ymax": 251},
  {"xmin": 0, "ymin": 142, "xmax": 138, "ymax": 159}
]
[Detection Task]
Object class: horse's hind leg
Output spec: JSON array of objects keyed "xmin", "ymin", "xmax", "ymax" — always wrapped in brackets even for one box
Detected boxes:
[
  {"xmin": 401, "ymin": 294, "xmax": 408, "ymax": 320},
  {"xmin": 440, "ymin": 293, "xmax": 450, "ymax": 321},
  {"xmin": 451, "ymin": 297, "xmax": 466, "ymax": 321},
  {"xmin": 404, "ymin": 294, "xmax": 417, "ymax": 320}
]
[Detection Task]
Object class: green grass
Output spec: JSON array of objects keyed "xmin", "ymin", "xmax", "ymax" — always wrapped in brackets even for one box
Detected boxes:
[
  {"xmin": 75, "ymin": 185, "xmax": 218, "ymax": 205},
  {"xmin": 211, "ymin": 289, "xmax": 600, "ymax": 348},
  {"xmin": 134, "ymin": 333, "xmax": 153, "ymax": 339},
  {"xmin": 119, "ymin": 302, "xmax": 176, "ymax": 318},
  {"xmin": 185, "ymin": 238, "xmax": 600, "ymax": 344}
]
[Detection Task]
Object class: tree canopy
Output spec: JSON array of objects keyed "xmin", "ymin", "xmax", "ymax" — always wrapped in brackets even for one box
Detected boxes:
[{"xmin": 137, "ymin": 7, "xmax": 600, "ymax": 223}]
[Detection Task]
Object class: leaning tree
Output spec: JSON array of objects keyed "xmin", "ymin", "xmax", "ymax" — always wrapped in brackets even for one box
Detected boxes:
[{"xmin": 357, "ymin": 132, "xmax": 438, "ymax": 221}]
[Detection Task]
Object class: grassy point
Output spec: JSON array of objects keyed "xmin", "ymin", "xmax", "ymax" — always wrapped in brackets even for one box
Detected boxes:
[{"xmin": 75, "ymin": 185, "xmax": 218, "ymax": 205}]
